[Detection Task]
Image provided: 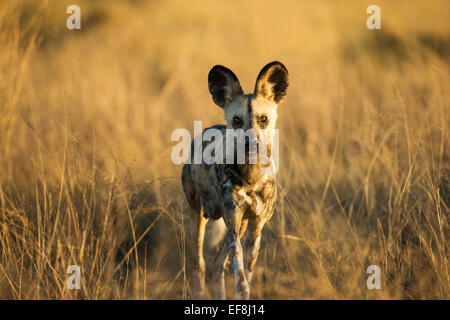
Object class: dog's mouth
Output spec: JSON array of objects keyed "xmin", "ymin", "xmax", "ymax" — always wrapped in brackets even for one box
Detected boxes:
[
  {"xmin": 244, "ymin": 137, "xmax": 258, "ymax": 159},
  {"xmin": 224, "ymin": 130, "xmax": 273, "ymax": 168},
  {"xmin": 244, "ymin": 137, "xmax": 272, "ymax": 164}
]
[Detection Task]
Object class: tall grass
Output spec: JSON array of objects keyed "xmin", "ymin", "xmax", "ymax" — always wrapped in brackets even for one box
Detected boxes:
[{"xmin": 0, "ymin": 0, "xmax": 448, "ymax": 299}]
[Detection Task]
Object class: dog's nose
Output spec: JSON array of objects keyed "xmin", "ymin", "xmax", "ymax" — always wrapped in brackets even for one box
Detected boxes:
[
  {"xmin": 244, "ymin": 136, "xmax": 258, "ymax": 152},
  {"xmin": 245, "ymin": 137, "xmax": 257, "ymax": 148},
  {"xmin": 245, "ymin": 136, "xmax": 250, "ymax": 148}
]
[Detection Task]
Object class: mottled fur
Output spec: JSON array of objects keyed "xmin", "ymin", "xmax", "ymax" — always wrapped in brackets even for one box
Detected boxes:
[{"xmin": 182, "ymin": 61, "xmax": 288, "ymax": 299}]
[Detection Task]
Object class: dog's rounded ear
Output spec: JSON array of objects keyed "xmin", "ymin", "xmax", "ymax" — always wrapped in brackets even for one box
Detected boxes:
[
  {"xmin": 254, "ymin": 61, "xmax": 289, "ymax": 104},
  {"xmin": 208, "ymin": 65, "xmax": 243, "ymax": 108}
]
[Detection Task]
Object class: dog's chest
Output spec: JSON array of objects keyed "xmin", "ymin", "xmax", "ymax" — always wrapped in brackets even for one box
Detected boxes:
[
  {"xmin": 190, "ymin": 156, "xmax": 276, "ymax": 220},
  {"xmin": 218, "ymin": 166, "xmax": 276, "ymax": 218}
]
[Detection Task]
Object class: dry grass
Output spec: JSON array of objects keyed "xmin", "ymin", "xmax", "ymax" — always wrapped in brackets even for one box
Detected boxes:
[{"xmin": 0, "ymin": 0, "xmax": 448, "ymax": 299}]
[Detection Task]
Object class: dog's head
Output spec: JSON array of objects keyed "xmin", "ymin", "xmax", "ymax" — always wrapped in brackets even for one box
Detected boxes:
[{"xmin": 208, "ymin": 61, "xmax": 288, "ymax": 170}]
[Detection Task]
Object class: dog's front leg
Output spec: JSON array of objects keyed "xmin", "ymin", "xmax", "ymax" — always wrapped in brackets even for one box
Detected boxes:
[
  {"xmin": 244, "ymin": 218, "xmax": 265, "ymax": 289},
  {"xmin": 223, "ymin": 208, "xmax": 249, "ymax": 300}
]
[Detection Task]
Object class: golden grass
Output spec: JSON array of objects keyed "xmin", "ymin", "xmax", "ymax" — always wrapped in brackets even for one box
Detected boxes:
[{"xmin": 0, "ymin": 0, "xmax": 448, "ymax": 299}]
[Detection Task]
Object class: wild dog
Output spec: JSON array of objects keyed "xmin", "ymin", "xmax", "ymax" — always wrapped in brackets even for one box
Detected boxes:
[{"xmin": 182, "ymin": 61, "xmax": 288, "ymax": 299}]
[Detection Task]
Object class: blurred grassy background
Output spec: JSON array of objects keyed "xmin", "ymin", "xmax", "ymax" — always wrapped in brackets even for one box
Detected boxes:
[{"xmin": 0, "ymin": 0, "xmax": 448, "ymax": 299}]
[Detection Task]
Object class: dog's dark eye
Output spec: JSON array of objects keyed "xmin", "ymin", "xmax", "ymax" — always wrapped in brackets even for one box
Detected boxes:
[
  {"xmin": 260, "ymin": 115, "xmax": 267, "ymax": 123},
  {"xmin": 233, "ymin": 117, "xmax": 242, "ymax": 125}
]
